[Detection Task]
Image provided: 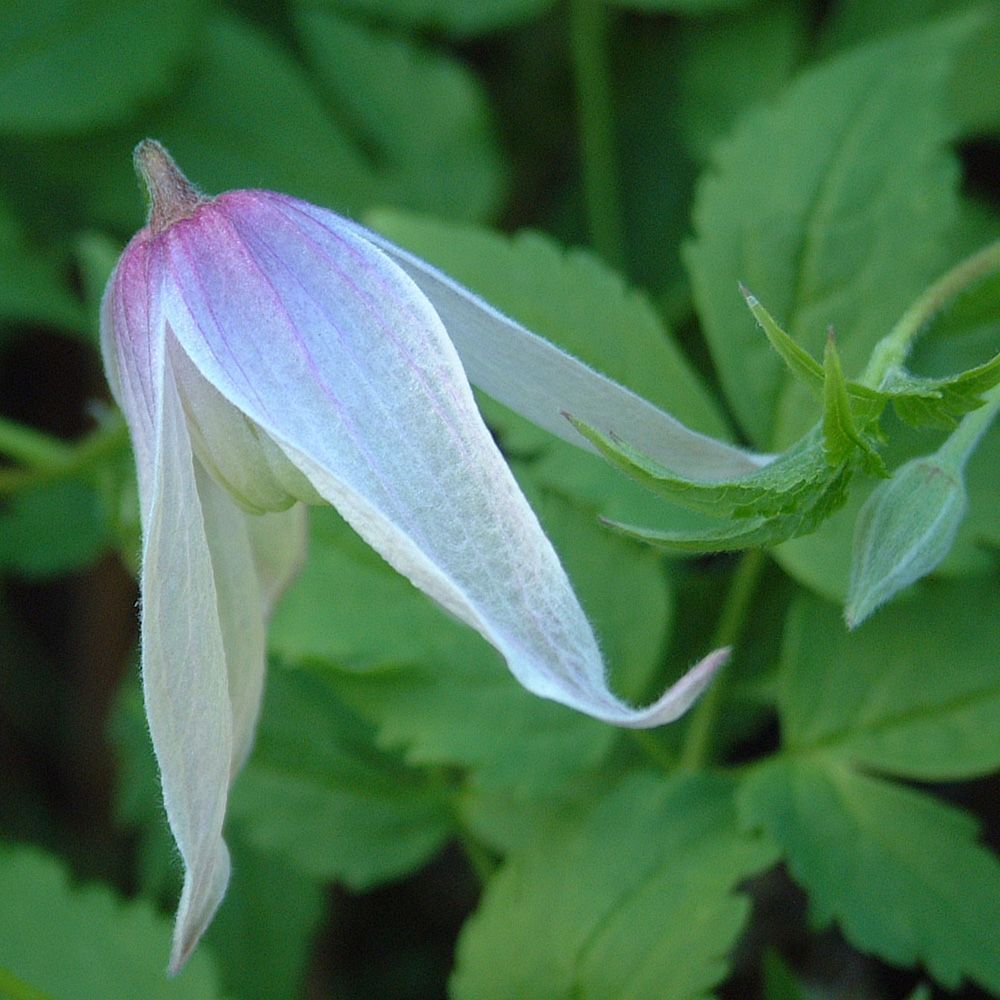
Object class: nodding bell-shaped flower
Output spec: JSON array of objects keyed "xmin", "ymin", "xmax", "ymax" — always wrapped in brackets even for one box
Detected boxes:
[{"xmin": 101, "ymin": 140, "xmax": 767, "ymax": 972}]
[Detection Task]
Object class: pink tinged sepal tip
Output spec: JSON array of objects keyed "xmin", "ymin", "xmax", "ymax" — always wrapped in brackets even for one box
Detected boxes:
[{"xmin": 103, "ymin": 140, "xmax": 739, "ymax": 970}]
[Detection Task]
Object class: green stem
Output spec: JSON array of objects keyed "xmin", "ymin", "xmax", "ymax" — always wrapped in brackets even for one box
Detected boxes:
[
  {"xmin": 568, "ymin": 0, "xmax": 626, "ymax": 271},
  {"xmin": 0, "ymin": 414, "xmax": 128, "ymax": 495},
  {"xmin": 678, "ymin": 549, "xmax": 766, "ymax": 771},
  {"xmin": 937, "ymin": 381, "xmax": 1000, "ymax": 470},
  {"xmin": 863, "ymin": 240, "xmax": 1000, "ymax": 387}
]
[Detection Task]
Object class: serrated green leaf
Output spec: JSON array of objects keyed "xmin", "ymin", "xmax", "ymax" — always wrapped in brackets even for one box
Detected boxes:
[
  {"xmin": 457, "ymin": 779, "xmax": 589, "ymax": 857},
  {"xmin": 605, "ymin": 465, "xmax": 852, "ymax": 554},
  {"xmin": 781, "ymin": 583, "xmax": 1000, "ymax": 783},
  {"xmin": 293, "ymin": 7, "xmax": 505, "ymax": 221},
  {"xmin": 571, "ymin": 419, "xmax": 830, "ymax": 519},
  {"xmin": 743, "ymin": 288, "xmax": 887, "ymax": 423},
  {"xmin": 579, "ymin": 417, "xmax": 857, "ymax": 555},
  {"xmin": 0, "ymin": 0, "xmax": 203, "ymax": 135},
  {"xmin": 739, "ymin": 579, "xmax": 1000, "ymax": 990},
  {"xmin": 452, "ymin": 771, "xmax": 777, "ymax": 1000},
  {"xmin": 846, "ymin": 454, "xmax": 967, "ymax": 627},
  {"xmin": 880, "ymin": 351, "xmax": 1000, "ymax": 428},
  {"xmin": 739, "ymin": 760, "xmax": 1000, "ymax": 994},
  {"xmin": 818, "ymin": 0, "xmax": 1000, "ymax": 136},
  {"xmin": 0, "ymin": 844, "xmax": 222, "ymax": 997},
  {"xmin": 228, "ymin": 668, "xmax": 452, "ymax": 889},
  {"xmin": 303, "ymin": 0, "xmax": 554, "ymax": 37},
  {"xmin": 686, "ymin": 17, "xmax": 973, "ymax": 448}
]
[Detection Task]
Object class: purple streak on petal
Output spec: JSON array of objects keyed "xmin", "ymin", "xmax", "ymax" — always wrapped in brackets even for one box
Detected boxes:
[
  {"xmin": 216, "ymin": 194, "xmax": 481, "ymax": 559},
  {"xmin": 102, "ymin": 233, "xmax": 172, "ymax": 515},
  {"xmin": 165, "ymin": 202, "xmax": 407, "ymax": 536},
  {"xmin": 167, "ymin": 217, "xmax": 273, "ymax": 423},
  {"xmin": 265, "ymin": 194, "xmax": 469, "ymax": 418}
]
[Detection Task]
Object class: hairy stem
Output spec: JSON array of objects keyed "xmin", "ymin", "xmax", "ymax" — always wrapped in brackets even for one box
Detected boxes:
[
  {"xmin": 938, "ymin": 381, "xmax": 1000, "ymax": 470},
  {"xmin": 864, "ymin": 240, "xmax": 1000, "ymax": 387}
]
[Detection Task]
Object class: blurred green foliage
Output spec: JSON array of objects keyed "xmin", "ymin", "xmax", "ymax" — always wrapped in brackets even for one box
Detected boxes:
[{"xmin": 0, "ymin": 1, "xmax": 997, "ymax": 998}]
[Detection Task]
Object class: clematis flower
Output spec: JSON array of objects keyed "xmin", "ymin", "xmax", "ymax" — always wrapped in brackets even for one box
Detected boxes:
[{"xmin": 101, "ymin": 140, "xmax": 769, "ymax": 972}]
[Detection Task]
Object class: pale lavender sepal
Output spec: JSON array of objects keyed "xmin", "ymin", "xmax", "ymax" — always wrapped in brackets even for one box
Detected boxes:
[
  {"xmin": 297, "ymin": 204, "xmax": 773, "ymax": 481},
  {"xmin": 103, "ymin": 243, "xmax": 262, "ymax": 972},
  {"xmin": 102, "ymin": 232, "xmax": 164, "ymax": 505},
  {"xmin": 159, "ymin": 190, "xmax": 726, "ymax": 727},
  {"xmin": 143, "ymin": 351, "xmax": 233, "ymax": 974}
]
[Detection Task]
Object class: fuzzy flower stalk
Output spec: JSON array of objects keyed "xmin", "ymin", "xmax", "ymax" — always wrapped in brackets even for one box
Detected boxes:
[{"xmin": 101, "ymin": 140, "xmax": 767, "ymax": 972}]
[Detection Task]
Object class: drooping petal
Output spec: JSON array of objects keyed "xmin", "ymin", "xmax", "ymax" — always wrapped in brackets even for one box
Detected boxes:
[
  {"xmin": 301, "ymin": 207, "xmax": 773, "ymax": 482},
  {"xmin": 160, "ymin": 191, "xmax": 724, "ymax": 727},
  {"xmin": 143, "ymin": 350, "xmax": 233, "ymax": 974},
  {"xmin": 189, "ymin": 440, "xmax": 308, "ymax": 773},
  {"xmin": 102, "ymin": 246, "xmax": 237, "ymax": 972}
]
